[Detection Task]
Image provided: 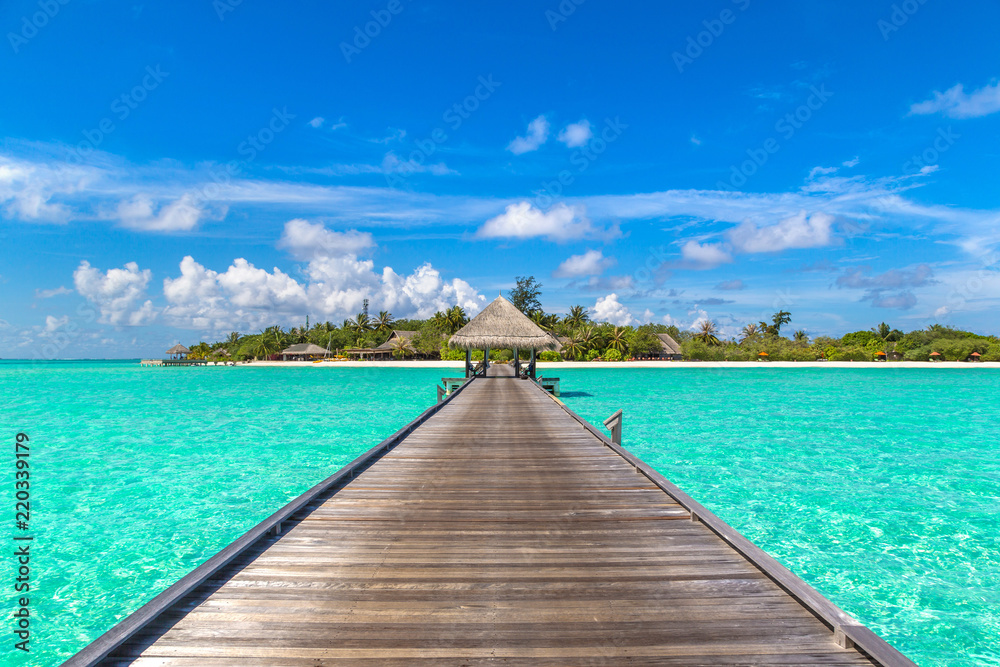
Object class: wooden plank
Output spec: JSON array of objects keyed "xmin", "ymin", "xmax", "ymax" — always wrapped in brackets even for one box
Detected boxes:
[{"xmin": 66, "ymin": 376, "xmax": 914, "ymax": 666}]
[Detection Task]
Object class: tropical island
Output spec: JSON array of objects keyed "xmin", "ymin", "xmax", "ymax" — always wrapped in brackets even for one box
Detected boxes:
[{"xmin": 175, "ymin": 277, "xmax": 1000, "ymax": 364}]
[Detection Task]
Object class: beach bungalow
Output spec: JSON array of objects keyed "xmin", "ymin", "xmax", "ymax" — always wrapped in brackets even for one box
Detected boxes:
[
  {"xmin": 653, "ymin": 333, "xmax": 683, "ymax": 360},
  {"xmin": 344, "ymin": 330, "xmax": 419, "ymax": 360},
  {"xmin": 375, "ymin": 330, "xmax": 418, "ymax": 358},
  {"xmin": 449, "ymin": 295, "xmax": 558, "ymax": 378},
  {"xmin": 280, "ymin": 343, "xmax": 330, "ymax": 361},
  {"xmin": 166, "ymin": 344, "xmax": 190, "ymax": 359}
]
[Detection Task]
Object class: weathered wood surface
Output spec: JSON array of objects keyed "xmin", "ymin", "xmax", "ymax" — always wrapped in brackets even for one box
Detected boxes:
[{"xmin": 94, "ymin": 378, "xmax": 899, "ymax": 666}]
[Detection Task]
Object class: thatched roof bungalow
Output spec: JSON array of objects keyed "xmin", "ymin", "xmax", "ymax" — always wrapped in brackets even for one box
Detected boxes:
[
  {"xmin": 345, "ymin": 330, "xmax": 419, "ymax": 360},
  {"xmin": 280, "ymin": 343, "xmax": 329, "ymax": 361},
  {"xmin": 654, "ymin": 333, "xmax": 683, "ymax": 360},
  {"xmin": 448, "ymin": 296, "xmax": 556, "ymax": 378},
  {"xmin": 166, "ymin": 344, "xmax": 190, "ymax": 359},
  {"xmin": 449, "ymin": 296, "xmax": 558, "ymax": 352}
]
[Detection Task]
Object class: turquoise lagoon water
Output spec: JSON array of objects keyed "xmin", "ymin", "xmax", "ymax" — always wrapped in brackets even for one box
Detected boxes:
[{"xmin": 1, "ymin": 362, "xmax": 998, "ymax": 665}]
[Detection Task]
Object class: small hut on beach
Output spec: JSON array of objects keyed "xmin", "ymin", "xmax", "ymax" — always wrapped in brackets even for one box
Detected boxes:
[
  {"xmin": 280, "ymin": 343, "xmax": 330, "ymax": 361},
  {"xmin": 448, "ymin": 295, "xmax": 558, "ymax": 378},
  {"xmin": 166, "ymin": 344, "xmax": 190, "ymax": 359}
]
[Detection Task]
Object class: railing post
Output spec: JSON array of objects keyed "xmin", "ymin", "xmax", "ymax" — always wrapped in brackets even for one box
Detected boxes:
[
  {"xmin": 603, "ymin": 410, "xmax": 623, "ymax": 446},
  {"xmin": 437, "ymin": 385, "xmax": 446, "ymax": 403}
]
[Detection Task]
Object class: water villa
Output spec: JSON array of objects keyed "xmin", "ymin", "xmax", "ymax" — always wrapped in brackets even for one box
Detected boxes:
[{"xmin": 74, "ymin": 297, "xmax": 916, "ymax": 665}]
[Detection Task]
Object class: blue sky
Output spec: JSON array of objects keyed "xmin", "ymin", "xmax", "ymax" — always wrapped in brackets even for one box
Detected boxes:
[{"xmin": 2, "ymin": 0, "xmax": 1000, "ymax": 357}]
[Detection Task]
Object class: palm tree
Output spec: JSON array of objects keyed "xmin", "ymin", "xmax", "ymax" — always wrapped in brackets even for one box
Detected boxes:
[
  {"xmin": 226, "ymin": 331, "xmax": 240, "ymax": 347},
  {"xmin": 445, "ymin": 306, "xmax": 469, "ymax": 333},
  {"xmin": 793, "ymin": 330, "xmax": 809, "ymax": 344},
  {"xmin": 564, "ymin": 305, "xmax": 589, "ymax": 330},
  {"xmin": 695, "ymin": 320, "xmax": 721, "ymax": 346},
  {"xmin": 390, "ymin": 336, "xmax": 415, "ymax": 359},
  {"xmin": 251, "ymin": 331, "xmax": 281, "ymax": 360},
  {"xmin": 606, "ymin": 326, "xmax": 628, "ymax": 353},
  {"xmin": 530, "ymin": 310, "xmax": 552, "ymax": 331},
  {"xmin": 577, "ymin": 325, "xmax": 598, "ymax": 352},
  {"xmin": 346, "ymin": 312, "xmax": 372, "ymax": 342},
  {"xmin": 562, "ymin": 337, "xmax": 585, "ymax": 360},
  {"xmin": 375, "ymin": 310, "xmax": 395, "ymax": 334},
  {"xmin": 739, "ymin": 323, "xmax": 760, "ymax": 344}
]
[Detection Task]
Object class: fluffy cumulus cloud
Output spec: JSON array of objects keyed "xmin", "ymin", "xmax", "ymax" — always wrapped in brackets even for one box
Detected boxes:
[
  {"xmin": 681, "ymin": 240, "xmax": 732, "ymax": 268},
  {"xmin": 553, "ymin": 249, "xmax": 615, "ymax": 278},
  {"xmin": 590, "ymin": 293, "xmax": 636, "ymax": 326},
  {"xmin": 557, "ymin": 120, "xmax": 593, "ymax": 148},
  {"xmin": 116, "ymin": 194, "xmax": 205, "ymax": 232},
  {"xmin": 728, "ymin": 211, "xmax": 836, "ymax": 253},
  {"xmin": 836, "ymin": 263, "xmax": 934, "ymax": 310},
  {"xmin": 478, "ymin": 202, "xmax": 613, "ymax": 242},
  {"xmin": 507, "ymin": 115, "xmax": 550, "ymax": 154},
  {"xmin": 278, "ymin": 218, "xmax": 374, "ymax": 260},
  {"xmin": 162, "ymin": 219, "xmax": 486, "ymax": 332},
  {"xmin": 910, "ymin": 81, "xmax": 1000, "ymax": 119},
  {"xmin": 73, "ymin": 261, "xmax": 156, "ymax": 326}
]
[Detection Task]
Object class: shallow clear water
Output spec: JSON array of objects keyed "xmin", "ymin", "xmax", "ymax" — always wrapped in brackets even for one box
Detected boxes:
[
  {"xmin": 556, "ymin": 367, "xmax": 1000, "ymax": 667},
  {"xmin": 1, "ymin": 363, "xmax": 998, "ymax": 665}
]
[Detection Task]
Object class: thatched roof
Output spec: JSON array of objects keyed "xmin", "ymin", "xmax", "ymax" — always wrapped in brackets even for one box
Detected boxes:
[
  {"xmin": 449, "ymin": 296, "xmax": 558, "ymax": 351},
  {"xmin": 281, "ymin": 343, "xmax": 329, "ymax": 355},
  {"xmin": 655, "ymin": 334, "xmax": 682, "ymax": 355},
  {"xmin": 166, "ymin": 344, "xmax": 190, "ymax": 355},
  {"xmin": 375, "ymin": 330, "xmax": 418, "ymax": 351}
]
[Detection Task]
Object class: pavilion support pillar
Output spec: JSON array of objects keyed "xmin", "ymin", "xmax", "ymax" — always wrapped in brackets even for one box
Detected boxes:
[
  {"xmin": 484, "ymin": 348, "xmax": 490, "ymax": 373},
  {"xmin": 513, "ymin": 347, "xmax": 520, "ymax": 378},
  {"xmin": 465, "ymin": 349, "xmax": 472, "ymax": 378},
  {"xmin": 530, "ymin": 348, "xmax": 537, "ymax": 380}
]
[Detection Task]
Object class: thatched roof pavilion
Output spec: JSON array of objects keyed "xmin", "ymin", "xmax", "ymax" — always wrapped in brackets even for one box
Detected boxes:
[
  {"xmin": 449, "ymin": 296, "xmax": 558, "ymax": 352},
  {"xmin": 449, "ymin": 296, "xmax": 556, "ymax": 378},
  {"xmin": 281, "ymin": 343, "xmax": 330, "ymax": 360},
  {"xmin": 166, "ymin": 344, "xmax": 190, "ymax": 359}
]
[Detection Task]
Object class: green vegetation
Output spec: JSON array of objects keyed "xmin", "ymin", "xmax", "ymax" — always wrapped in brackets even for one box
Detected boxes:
[{"xmin": 186, "ymin": 275, "xmax": 999, "ymax": 363}]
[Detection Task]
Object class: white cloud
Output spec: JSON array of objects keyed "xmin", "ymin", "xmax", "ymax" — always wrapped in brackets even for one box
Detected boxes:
[
  {"xmin": 553, "ymin": 249, "xmax": 615, "ymax": 278},
  {"xmin": 44, "ymin": 315, "xmax": 69, "ymax": 332},
  {"xmin": 73, "ymin": 261, "xmax": 156, "ymax": 326},
  {"xmin": 0, "ymin": 156, "xmax": 88, "ymax": 223},
  {"xmin": 381, "ymin": 152, "xmax": 457, "ymax": 177},
  {"xmin": 590, "ymin": 293, "xmax": 636, "ymax": 326},
  {"xmin": 557, "ymin": 120, "xmax": 592, "ymax": 148},
  {"xmin": 690, "ymin": 135, "xmax": 702, "ymax": 146},
  {"xmin": 308, "ymin": 116, "xmax": 324, "ymax": 128},
  {"xmin": 35, "ymin": 286, "xmax": 73, "ymax": 299},
  {"xmin": 478, "ymin": 202, "xmax": 613, "ymax": 242},
  {"xmin": 681, "ymin": 240, "xmax": 732, "ymax": 268},
  {"xmin": 728, "ymin": 211, "xmax": 836, "ymax": 253},
  {"xmin": 507, "ymin": 115, "xmax": 550, "ymax": 154},
  {"xmin": 843, "ymin": 156, "xmax": 860, "ymax": 168},
  {"xmin": 715, "ymin": 279, "xmax": 745, "ymax": 291},
  {"xmin": 161, "ymin": 219, "xmax": 486, "ymax": 332},
  {"xmin": 910, "ymin": 81, "xmax": 1000, "ymax": 119},
  {"xmin": 116, "ymin": 194, "xmax": 204, "ymax": 232},
  {"xmin": 277, "ymin": 218, "xmax": 374, "ymax": 261}
]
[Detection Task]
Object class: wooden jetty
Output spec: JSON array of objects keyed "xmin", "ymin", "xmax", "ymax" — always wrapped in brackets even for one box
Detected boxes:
[{"xmin": 67, "ymin": 375, "xmax": 914, "ymax": 666}]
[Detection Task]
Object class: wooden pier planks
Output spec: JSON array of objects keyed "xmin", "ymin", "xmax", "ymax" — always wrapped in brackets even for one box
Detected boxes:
[{"xmin": 92, "ymin": 377, "xmax": 899, "ymax": 666}]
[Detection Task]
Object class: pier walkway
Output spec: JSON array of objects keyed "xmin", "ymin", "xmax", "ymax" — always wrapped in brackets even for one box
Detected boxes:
[{"xmin": 71, "ymin": 376, "xmax": 912, "ymax": 666}]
